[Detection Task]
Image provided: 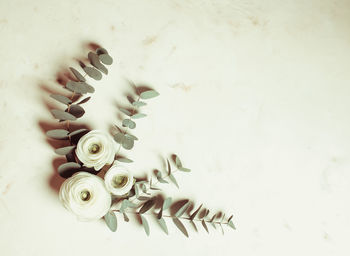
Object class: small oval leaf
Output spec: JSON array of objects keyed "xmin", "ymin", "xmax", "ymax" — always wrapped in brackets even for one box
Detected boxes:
[
  {"xmin": 120, "ymin": 108, "xmax": 132, "ymax": 116},
  {"xmin": 131, "ymin": 113, "xmax": 146, "ymax": 119},
  {"xmin": 83, "ymin": 66, "xmax": 102, "ymax": 80},
  {"xmin": 140, "ymin": 90, "xmax": 160, "ymax": 99},
  {"xmin": 54, "ymin": 145, "xmax": 76, "ymax": 155},
  {"xmin": 51, "ymin": 109, "xmax": 77, "ymax": 121},
  {"xmin": 132, "ymin": 101, "xmax": 147, "ymax": 107},
  {"xmin": 46, "ymin": 129, "xmax": 69, "ymax": 139},
  {"xmin": 69, "ymin": 67, "xmax": 86, "ymax": 82},
  {"xmin": 50, "ymin": 94, "xmax": 72, "ymax": 105},
  {"xmin": 67, "ymin": 104, "xmax": 85, "ymax": 118},
  {"xmin": 104, "ymin": 211, "xmax": 117, "ymax": 232},
  {"xmin": 114, "ymin": 133, "xmax": 125, "ymax": 144},
  {"xmin": 99, "ymin": 54, "xmax": 113, "ymax": 65},
  {"xmin": 88, "ymin": 52, "xmax": 108, "ymax": 75},
  {"xmin": 122, "ymin": 137, "xmax": 134, "ymax": 150},
  {"xmin": 57, "ymin": 162, "xmax": 81, "ymax": 178}
]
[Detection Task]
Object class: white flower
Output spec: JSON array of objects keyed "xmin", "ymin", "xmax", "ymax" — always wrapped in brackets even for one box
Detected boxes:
[
  {"xmin": 104, "ymin": 165, "xmax": 134, "ymax": 196},
  {"xmin": 59, "ymin": 172, "xmax": 111, "ymax": 221},
  {"xmin": 76, "ymin": 130, "xmax": 116, "ymax": 171}
]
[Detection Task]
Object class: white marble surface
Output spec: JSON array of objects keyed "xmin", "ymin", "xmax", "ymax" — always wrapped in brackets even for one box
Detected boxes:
[{"xmin": 0, "ymin": 0, "xmax": 350, "ymax": 255}]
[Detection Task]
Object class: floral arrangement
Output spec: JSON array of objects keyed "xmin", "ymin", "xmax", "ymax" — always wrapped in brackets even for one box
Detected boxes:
[{"xmin": 45, "ymin": 46, "xmax": 236, "ymax": 236}]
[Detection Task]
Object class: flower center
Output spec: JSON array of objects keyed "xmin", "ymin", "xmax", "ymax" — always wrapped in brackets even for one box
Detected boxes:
[
  {"xmin": 112, "ymin": 175, "xmax": 129, "ymax": 188},
  {"xmin": 88, "ymin": 143, "xmax": 101, "ymax": 154},
  {"xmin": 80, "ymin": 190, "xmax": 91, "ymax": 201}
]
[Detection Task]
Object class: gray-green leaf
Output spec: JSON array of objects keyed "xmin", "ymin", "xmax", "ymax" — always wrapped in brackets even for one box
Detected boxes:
[
  {"xmin": 116, "ymin": 157, "xmax": 133, "ymax": 163},
  {"xmin": 46, "ymin": 129, "xmax": 69, "ymax": 139},
  {"xmin": 228, "ymin": 220, "xmax": 236, "ymax": 230},
  {"xmin": 178, "ymin": 167, "xmax": 191, "ymax": 172},
  {"xmin": 141, "ymin": 215, "xmax": 150, "ymax": 236},
  {"xmin": 124, "ymin": 133, "xmax": 138, "ymax": 141},
  {"xmin": 114, "ymin": 133, "xmax": 125, "ymax": 144},
  {"xmin": 172, "ymin": 218, "xmax": 188, "ymax": 237},
  {"xmin": 99, "ymin": 54, "xmax": 113, "ymax": 65},
  {"xmin": 104, "ymin": 211, "xmax": 117, "ymax": 232},
  {"xmin": 122, "ymin": 137, "xmax": 134, "ymax": 150},
  {"xmin": 158, "ymin": 218, "xmax": 168, "ymax": 235},
  {"xmin": 140, "ymin": 90, "xmax": 160, "ymax": 99},
  {"xmin": 122, "ymin": 119, "xmax": 136, "ymax": 129},
  {"xmin": 175, "ymin": 201, "xmax": 190, "ymax": 218},
  {"xmin": 120, "ymin": 108, "xmax": 132, "ymax": 116},
  {"xmin": 163, "ymin": 197, "xmax": 172, "ymax": 210},
  {"xmin": 69, "ymin": 67, "xmax": 86, "ymax": 82},
  {"xmin": 50, "ymin": 94, "xmax": 72, "ymax": 105},
  {"xmin": 57, "ymin": 162, "xmax": 81, "ymax": 178},
  {"xmin": 132, "ymin": 101, "xmax": 147, "ymax": 107},
  {"xmin": 83, "ymin": 66, "xmax": 102, "ymax": 80},
  {"xmin": 51, "ymin": 109, "xmax": 77, "ymax": 121},
  {"xmin": 202, "ymin": 220, "xmax": 209, "ymax": 233},
  {"xmin": 88, "ymin": 52, "xmax": 108, "ymax": 75},
  {"xmin": 131, "ymin": 113, "xmax": 146, "ymax": 119},
  {"xmin": 54, "ymin": 145, "xmax": 76, "ymax": 155},
  {"xmin": 169, "ymin": 173, "xmax": 179, "ymax": 188},
  {"xmin": 175, "ymin": 155, "xmax": 182, "ymax": 168},
  {"xmin": 139, "ymin": 198, "xmax": 155, "ymax": 214},
  {"xmin": 155, "ymin": 170, "xmax": 168, "ymax": 184},
  {"xmin": 67, "ymin": 104, "xmax": 85, "ymax": 118}
]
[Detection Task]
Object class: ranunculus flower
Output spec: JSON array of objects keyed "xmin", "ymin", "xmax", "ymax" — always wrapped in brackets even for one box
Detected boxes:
[
  {"xmin": 59, "ymin": 172, "xmax": 111, "ymax": 221},
  {"xmin": 104, "ymin": 165, "xmax": 134, "ymax": 196},
  {"xmin": 76, "ymin": 130, "xmax": 116, "ymax": 171}
]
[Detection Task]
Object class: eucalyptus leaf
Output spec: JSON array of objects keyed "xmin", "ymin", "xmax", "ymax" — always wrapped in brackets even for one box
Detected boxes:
[
  {"xmin": 67, "ymin": 104, "xmax": 85, "ymax": 118},
  {"xmin": 99, "ymin": 54, "xmax": 113, "ymax": 65},
  {"xmin": 124, "ymin": 133, "xmax": 138, "ymax": 141},
  {"xmin": 69, "ymin": 129, "xmax": 88, "ymax": 137},
  {"xmin": 132, "ymin": 101, "xmax": 147, "ymax": 107},
  {"xmin": 51, "ymin": 109, "xmax": 77, "ymax": 121},
  {"xmin": 175, "ymin": 155, "xmax": 182, "ymax": 168},
  {"xmin": 228, "ymin": 220, "xmax": 236, "ymax": 230},
  {"xmin": 139, "ymin": 198, "xmax": 155, "ymax": 214},
  {"xmin": 69, "ymin": 67, "xmax": 86, "ymax": 82},
  {"xmin": 131, "ymin": 113, "xmax": 147, "ymax": 119},
  {"xmin": 54, "ymin": 145, "xmax": 76, "ymax": 155},
  {"xmin": 172, "ymin": 218, "xmax": 188, "ymax": 238},
  {"xmin": 114, "ymin": 132, "xmax": 125, "ymax": 144},
  {"xmin": 140, "ymin": 90, "xmax": 160, "ymax": 99},
  {"xmin": 189, "ymin": 204, "xmax": 203, "ymax": 221},
  {"xmin": 116, "ymin": 157, "xmax": 133, "ymax": 163},
  {"xmin": 122, "ymin": 119, "xmax": 136, "ymax": 129},
  {"xmin": 104, "ymin": 211, "xmax": 117, "ymax": 232},
  {"xmin": 163, "ymin": 197, "xmax": 172, "ymax": 210},
  {"xmin": 88, "ymin": 52, "xmax": 108, "ymax": 75},
  {"xmin": 120, "ymin": 108, "xmax": 132, "ymax": 116},
  {"xmin": 158, "ymin": 217, "xmax": 168, "ymax": 235},
  {"xmin": 83, "ymin": 66, "xmax": 102, "ymax": 80},
  {"xmin": 123, "ymin": 212, "xmax": 129, "ymax": 222},
  {"xmin": 57, "ymin": 162, "xmax": 81, "ymax": 178},
  {"xmin": 169, "ymin": 173, "xmax": 179, "ymax": 189},
  {"xmin": 66, "ymin": 81, "xmax": 88, "ymax": 94},
  {"xmin": 50, "ymin": 94, "xmax": 72, "ymax": 105},
  {"xmin": 202, "ymin": 220, "xmax": 209, "ymax": 233},
  {"xmin": 120, "ymin": 199, "xmax": 128, "ymax": 213},
  {"xmin": 46, "ymin": 129, "xmax": 69, "ymax": 139},
  {"xmin": 77, "ymin": 96, "xmax": 91, "ymax": 104},
  {"xmin": 141, "ymin": 215, "xmax": 150, "ymax": 236},
  {"xmin": 122, "ymin": 137, "xmax": 134, "ymax": 150},
  {"xmin": 178, "ymin": 167, "xmax": 191, "ymax": 172},
  {"xmin": 190, "ymin": 220, "xmax": 198, "ymax": 232},
  {"xmin": 155, "ymin": 170, "xmax": 168, "ymax": 184},
  {"xmin": 96, "ymin": 47, "xmax": 108, "ymax": 55},
  {"xmin": 175, "ymin": 201, "xmax": 190, "ymax": 217}
]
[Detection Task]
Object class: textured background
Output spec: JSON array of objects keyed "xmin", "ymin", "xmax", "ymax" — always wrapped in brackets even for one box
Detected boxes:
[{"xmin": 0, "ymin": 0, "xmax": 349, "ymax": 255}]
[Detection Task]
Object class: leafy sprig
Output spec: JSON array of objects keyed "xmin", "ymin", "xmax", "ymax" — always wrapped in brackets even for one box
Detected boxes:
[{"xmin": 46, "ymin": 47, "xmax": 113, "ymax": 178}]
